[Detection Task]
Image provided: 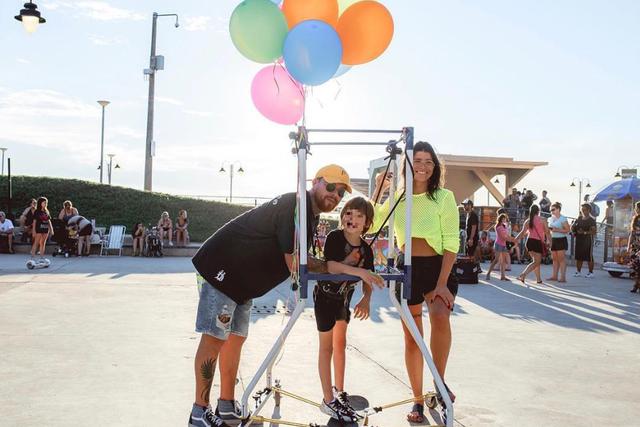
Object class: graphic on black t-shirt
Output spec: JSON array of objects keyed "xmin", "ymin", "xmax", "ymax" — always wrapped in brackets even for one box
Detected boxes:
[{"xmin": 318, "ymin": 229, "xmax": 374, "ymax": 299}]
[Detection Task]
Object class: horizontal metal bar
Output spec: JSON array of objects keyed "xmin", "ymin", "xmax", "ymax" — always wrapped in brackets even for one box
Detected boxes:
[
  {"xmin": 309, "ymin": 141, "xmax": 393, "ymax": 146},
  {"xmin": 306, "ymin": 273, "xmax": 404, "ymax": 281},
  {"xmin": 306, "ymin": 128, "xmax": 404, "ymax": 134}
]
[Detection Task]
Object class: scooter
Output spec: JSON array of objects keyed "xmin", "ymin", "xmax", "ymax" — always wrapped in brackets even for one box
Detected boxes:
[{"xmin": 26, "ymin": 258, "xmax": 51, "ymax": 270}]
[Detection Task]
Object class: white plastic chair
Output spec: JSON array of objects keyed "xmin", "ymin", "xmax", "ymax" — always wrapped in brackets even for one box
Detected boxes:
[{"xmin": 100, "ymin": 225, "xmax": 126, "ymax": 256}]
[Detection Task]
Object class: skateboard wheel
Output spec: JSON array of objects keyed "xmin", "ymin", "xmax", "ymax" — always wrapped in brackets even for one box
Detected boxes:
[{"xmin": 426, "ymin": 395, "xmax": 438, "ymax": 409}]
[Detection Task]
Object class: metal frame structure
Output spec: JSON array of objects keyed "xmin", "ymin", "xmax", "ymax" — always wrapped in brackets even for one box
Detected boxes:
[{"xmin": 240, "ymin": 126, "xmax": 454, "ymax": 427}]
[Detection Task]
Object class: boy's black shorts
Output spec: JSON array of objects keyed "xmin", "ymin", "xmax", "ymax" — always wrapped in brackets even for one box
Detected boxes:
[{"xmin": 313, "ymin": 284, "xmax": 355, "ymax": 332}]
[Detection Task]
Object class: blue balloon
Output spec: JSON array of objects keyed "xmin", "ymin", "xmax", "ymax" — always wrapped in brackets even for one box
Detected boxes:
[
  {"xmin": 283, "ymin": 20, "xmax": 342, "ymax": 86},
  {"xmin": 333, "ymin": 63, "xmax": 352, "ymax": 78}
]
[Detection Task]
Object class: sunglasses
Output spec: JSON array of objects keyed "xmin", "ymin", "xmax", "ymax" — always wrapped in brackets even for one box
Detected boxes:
[{"xmin": 324, "ymin": 181, "xmax": 346, "ymax": 197}]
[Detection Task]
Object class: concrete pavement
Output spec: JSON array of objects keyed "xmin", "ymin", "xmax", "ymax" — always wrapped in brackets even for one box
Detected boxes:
[{"xmin": 1, "ymin": 254, "xmax": 639, "ymax": 426}]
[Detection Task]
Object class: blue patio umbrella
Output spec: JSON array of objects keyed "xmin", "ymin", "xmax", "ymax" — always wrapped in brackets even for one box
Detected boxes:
[{"xmin": 593, "ymin": 177, "xmax": 640, "ymax": 202}]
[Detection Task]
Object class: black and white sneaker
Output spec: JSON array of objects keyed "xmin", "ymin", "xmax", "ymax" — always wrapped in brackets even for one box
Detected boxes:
[
  {"xmin": 332, "ymin": 387, "xmax": 362, "ymax": 420},
  {"xmin": 215, "ymin": 400, "xmax": 247, "ymax": 426},
  {"xmin": 320, "ymin": 398, "xmax": 359, "ymax": 423},
  {"xmin": 188, "ymin": 406, "xmax": 230, "ymax": 427}
]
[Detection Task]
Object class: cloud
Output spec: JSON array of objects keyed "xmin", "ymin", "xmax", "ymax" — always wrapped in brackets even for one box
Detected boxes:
[
  {"xmin": 182, "ymin": 109, "xmax": 220, "ymax": 118},
  {"xmin": 42, "ymin": 1, "xmax": 144, "ymax": 21},
  {"xmin": 0, "ymin": 89, "xmax": 97, "ymax": 119},
  {"xmin": 155, "ymin": 96, "xmax": 184, "ymax": 106},
  {"xmin": 88, "ymin": 34, "xmax": 126, "ymax": 46},
  {"xmin": 184, "ymin": 16, "xmax": 211, "ymax": 32},
  {"xmin": 17, "ymin": 58, "xmax": 31, "ymax": 64}
]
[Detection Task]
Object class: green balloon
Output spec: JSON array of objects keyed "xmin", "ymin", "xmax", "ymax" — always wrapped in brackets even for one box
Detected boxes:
[{"xmin": 230, "ymin": 0, "xmax": 288, "ymax": 63}]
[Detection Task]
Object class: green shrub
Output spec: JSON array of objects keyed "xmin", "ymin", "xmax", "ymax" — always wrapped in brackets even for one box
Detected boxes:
[{"xmin": 0, "ymin": 176, "xmax": 250, "ymax": 242}]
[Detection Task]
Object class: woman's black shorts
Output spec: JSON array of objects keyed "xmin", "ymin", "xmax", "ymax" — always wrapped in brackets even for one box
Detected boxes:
[
  {"xmin": 396, "ymin": 254, "xmax": 458, "ymax": 306},
  {"xmin": 551, "ymin": 237, "xmax": 568, "ymax": 251},
  {"xmin": 79, "ymin": 224, "xmax": 93, "ymax": 237},
  {"xmin": 526, "ymin": 238, "xmax": 543, "ymax": 254},
  {"xmin": 313, "ymin": 285, "xmax": 354, "ymax": 332}
]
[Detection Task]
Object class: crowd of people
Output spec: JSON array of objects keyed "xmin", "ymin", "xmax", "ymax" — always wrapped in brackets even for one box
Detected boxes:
[{"xmin": 0, "ymin": 198, "xmax": 190, "ymax": 258}]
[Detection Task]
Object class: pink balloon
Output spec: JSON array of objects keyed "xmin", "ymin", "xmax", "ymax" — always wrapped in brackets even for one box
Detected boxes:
[{"xmin": 251, "ymin": 65, "xmax": 304, "ymax": 125}]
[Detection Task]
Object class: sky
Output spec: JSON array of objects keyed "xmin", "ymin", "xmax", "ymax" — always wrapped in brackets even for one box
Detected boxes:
[{"xmin": 1, "ymin": 0, "xmax": 639, "ymax": 218}]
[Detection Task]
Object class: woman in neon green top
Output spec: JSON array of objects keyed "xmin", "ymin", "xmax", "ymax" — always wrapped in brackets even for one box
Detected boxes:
[{"xmin": 372, "ymin": 141, "xmax": 459, "ymax": 423}]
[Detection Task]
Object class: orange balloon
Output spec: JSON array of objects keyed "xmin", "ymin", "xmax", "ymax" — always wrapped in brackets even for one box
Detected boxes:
[
  {"xmin": 336, "ymin": 0, "xmax": 394, "ymax": 65},
  {"xmin": 282, "ymin": 0, "xmax": 339, "ymax": 29}
]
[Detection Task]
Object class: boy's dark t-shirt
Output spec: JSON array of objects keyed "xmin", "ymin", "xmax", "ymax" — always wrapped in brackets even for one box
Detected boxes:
[
  {"xmin": 192, "ymin": 192, "xmax": 318, "ymax": 304},
  {"xmin": 317, "ymin": 229, "xmax": 374, "ymax": 299}
]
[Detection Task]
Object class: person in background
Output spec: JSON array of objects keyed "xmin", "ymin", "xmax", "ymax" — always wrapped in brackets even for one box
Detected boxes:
[
  {"xmin": 626, "ymin": 202, "xmax": 640, "ymax": 293},
  {"xmin": 539, "ymin": 190, "xmax": 551, "ymax": 216},
  {"xmin": 516, "ymin": 204, "xmax": 552, "ymax": 284},
  {"xmin": 547, "ymin": 202, "xmax": 570, "ymax": 283},
  {"xmin": 58, "ymin": 200, "xmax": 79, "ymax": 222},
  {"xmin": 176, "ymin": 209, "xmax": 189, "ymax": 247},
  {"xmin": 521, "ymin": 189, "xmax": 537, "ymax": 214},
  {"xmin": 0, "ymin": 211, "xmax": 15, "ymax": 253},
  {"xmin": 487, "ymin": 213, "xmax": 518, "ymax": 281},
  {"xmin": 478, "ymin": 231, "xmax": 494, "ymax": 261},
  {"xmin": 31, "ymin": 197, "xmax": 54, "ymax": 259},
  {"xmin": 572, "ymin": 204, "xmax": 597, "ymax": 278},
  {"xmin": 462, "ymin": 199, "xmax": 479, "ymax": 259},
  {"xmin": 132, "ymin": 223, "xmax": 145, "ymax": 256},
  {"xmin": 158, "ymin": 211, "xmax": 173, "ymax": 247},
  {"xmin": 19, "ymin": 199, "xmax": 36, "ymax": 243},
  {"xmin": 66, "ymin": 214, "xmax": 93, "ymax": 256},
  {"xmin": 604, "ymin": 200, "xmax": 614, "ymax": 253},
  {"xmin": 584, "ymin": 194, "xmax": 600, "ymax": 220}
]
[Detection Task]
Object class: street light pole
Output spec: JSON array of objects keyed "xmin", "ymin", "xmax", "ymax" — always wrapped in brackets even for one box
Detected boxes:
[
  {"xmin": 0, "ymin": 148, "xmax": 7, "ymax": 176},
  {"xmin": 570, "ymin": 177, "xmax": 591, "ymax": 214},
  {"xmin": 144, "ymin": 12, "xmax": 179, "ymax": 192},
  {"xmin": 107, "ymin": 154, "xmax": 115, "ymax": 185},
  {"xmin": 219, "ymin": 161, "xmax": 244, "ymax": 203},
  {"xmin": 97, "ymin": 100, "xmax": 110, "ymax": 183}
]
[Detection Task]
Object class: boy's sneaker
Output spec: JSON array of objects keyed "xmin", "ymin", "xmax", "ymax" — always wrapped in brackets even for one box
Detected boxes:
[
  {"xmin": 332, "ymin": 387, "xmax": 362, "ymax": 419},
  {"xmin": 188, "ymin": 404, "xmax": 230, "ymax": 427},
  {"xmin": 573, "ymin": 271, "xmax": 581, "ymax": 277},
  {"xmin": 585, "ymin": 272, "xmax": 594, "ymax": 278},
  {"xmin": 215, "ymin": 399, "xmax": 246, "ymax": 426},
  {"xmin": 320, "ymin": 398, "xmax": 359, "ymax": 423}
]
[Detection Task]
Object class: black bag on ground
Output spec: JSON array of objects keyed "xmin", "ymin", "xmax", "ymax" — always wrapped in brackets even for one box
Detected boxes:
[{"xmin": 454, "ymin": 256, "xmax": 481, "ymax": 284}]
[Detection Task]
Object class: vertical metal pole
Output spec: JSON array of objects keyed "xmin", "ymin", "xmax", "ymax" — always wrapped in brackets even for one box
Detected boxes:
[
  {"xmin": 229, "ymin": 164, "xmax": 234, "ymax": 203},
  {"xmin": 144, "ymin": 13, "xmax": 158, "ymax": 192},
  {"xmin": 6, "ymin": 158, "xmax": 11, "ymax": 216},
  {"xmin": 578, "ymin": 181, "xmax": 583, "ymax": 215},
  {"xmin": 403, "ymin": 127, "xmax": 414, "ymax": 299},
  {"xmin": 298, "ymin": 126, "xmax": 308, "ymax": 299},
  {"xmin": 99, "ymin": 106, "xmax": 105, "ymax": 183},
  {"xmin": 0, "ymin": 148, "xmax": 6, "ymax": 176},
  {"xmin": 108, "ymin": 157, "xmax": 112, "ymax": 185}
]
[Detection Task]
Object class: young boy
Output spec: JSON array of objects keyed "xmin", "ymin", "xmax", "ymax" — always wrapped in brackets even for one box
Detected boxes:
[{"xmin": 315, "ymin": 197, "xmax": 384, "ymax": 422}]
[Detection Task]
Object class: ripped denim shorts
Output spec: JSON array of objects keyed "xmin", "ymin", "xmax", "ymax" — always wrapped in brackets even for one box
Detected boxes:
[{"xmin": 195, "ymin": 277, "xmax": 252, "ymax": 340}]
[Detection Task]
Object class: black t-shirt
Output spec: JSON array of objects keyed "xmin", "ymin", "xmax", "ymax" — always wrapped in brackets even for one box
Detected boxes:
[
  {"xmin": 317, "ymin": 229, "xmax": 374, "ymax": 297},
  {"xmin": 34, "ymin": 210, "xmax": 50, "ymax": 233},
  {"xmin": 466, "ymin": 211, "xmax": 479, "ymax": 242},
  {"xmin": 192, "ymin": 192, "xmax": 318, "ymax": 304},
  {"xmin": 572, "ymin": 216, "xmax": 596, "ymax": 239}
]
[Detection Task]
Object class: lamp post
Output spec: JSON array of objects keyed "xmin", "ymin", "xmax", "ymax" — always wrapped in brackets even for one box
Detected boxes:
[
  {"xmin": 106, "ymin": 154, "xmax": 120, "ymax": 186},
  {"xmin": 570, "ymin": 178, "xmax": 591, "ymax": 213},
  {"xmin": 143, "ymin": 12, "xmax": 180, "ymax": 192},
  {"xmin": 97, "ymin": 100, "xmax": 110, "ymax": 184},
  {"xmin": 219, "ymin": 162, "xmax": 244, "ymax": 203},
  {"xmin": 14, "ymin": 1, "xmax": 46, "ymax": 34},
  {"xmin": 614, "ymin": 165, "xmax": 640, "ymax": 179},
  {"xmin": 0, "ymin": 148, "xmax": 7, "ymax": 176}
]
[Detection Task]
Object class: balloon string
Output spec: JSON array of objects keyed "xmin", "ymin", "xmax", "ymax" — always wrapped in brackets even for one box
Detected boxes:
[{"xmin": 272, "ymin": 62, "xmax": 281, "ymax": 95}]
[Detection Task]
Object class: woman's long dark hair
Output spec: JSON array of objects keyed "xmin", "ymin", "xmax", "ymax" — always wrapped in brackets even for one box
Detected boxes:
[
  {"xmin": 400, "ymin": 141, "xmax": 445, "ymax": 201},
  {"xmin": 36, "ymin": 196, "xmax": 49, "ymax": 215},
  {"xmin": 528, "ymin": 204, "xmax": 540, "ymax": 229}
]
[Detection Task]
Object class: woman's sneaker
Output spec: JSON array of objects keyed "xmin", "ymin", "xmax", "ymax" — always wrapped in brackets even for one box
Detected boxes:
[
  {"xmin": 320, "ymin": 398, "xmax": 359, "ymax": 422},
  {"xmin": 215, "ymin": 399, "xmax": 246, "ymax": 426},
  {"xmin": 188, "ymin": 404, "xmax": 230, "ymax": 427}
]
